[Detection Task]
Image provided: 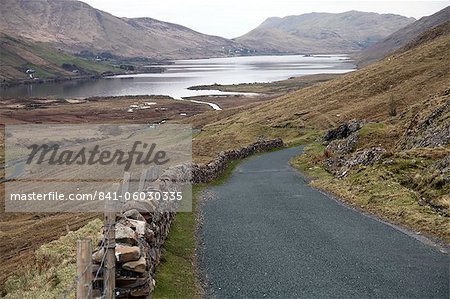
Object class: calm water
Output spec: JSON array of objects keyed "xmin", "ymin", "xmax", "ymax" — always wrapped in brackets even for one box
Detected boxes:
[{"xmin": 1, "ymin": 55, "xmax": 355, "ymax": 100}]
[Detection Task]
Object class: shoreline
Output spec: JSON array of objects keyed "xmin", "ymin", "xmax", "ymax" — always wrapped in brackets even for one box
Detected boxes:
[
  {"xmin": 0, "ymin": 73, "xmax": 345, "ymax": 112},
  {"xmin": 0, "ymin": 68, "xmax": 166, "ymax": 88},
  {"xmin": 1, "ymin": 53, "xmax": 355, "ymax": 89}
]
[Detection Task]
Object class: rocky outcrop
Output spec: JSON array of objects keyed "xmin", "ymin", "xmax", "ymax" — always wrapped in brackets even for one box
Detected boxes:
[
  {"xmin": 326, "ymin": 132, "xmax": 359, "ymax": 155},
  {"xmin": 91, "ymin": 139, "xmax": 285, "ymax": 297},
  {"xmin": 401, "ymin": 98, "xmax": 450, "ymax": 149},
  {"xmin": 428, "ymin": 154, "xmax": 450, "ymax": 178},
  {"xmin": 323, "ymin": 119, "xmax": 364, "ymax": 142},
  {"xmin": 424, "ymin": 154, "xmax": 450, "ymax": 193},
  {"xmin": 325, "ymin": 147, "xmax": 386, "ymax": 177},
  {"xmin": 322, "ymin": 120, "xmax": 386, "ymax": 177}
]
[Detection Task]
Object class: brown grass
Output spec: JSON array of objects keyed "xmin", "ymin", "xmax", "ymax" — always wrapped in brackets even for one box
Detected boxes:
[{"xmin": 189, "ymin": 34, "xmax": 450, "ymax": 163}]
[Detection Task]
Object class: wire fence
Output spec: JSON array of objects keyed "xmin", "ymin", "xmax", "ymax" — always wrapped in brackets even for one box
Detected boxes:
[
  {"xmin": 62, "ymin": 224, "xmax": 111, "ymax": 299},
  {"xmin": 62, "ymin": 261, "xmax": 91, "ymax": 299},
  {"xmin": 61, "ymin": 178, "xmax": 126, "ymax": 298}
]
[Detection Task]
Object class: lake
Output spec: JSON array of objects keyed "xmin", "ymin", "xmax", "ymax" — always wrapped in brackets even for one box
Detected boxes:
[{"xmin": 0, "ymin": 55, "xmax": 355, "ymax": 101}]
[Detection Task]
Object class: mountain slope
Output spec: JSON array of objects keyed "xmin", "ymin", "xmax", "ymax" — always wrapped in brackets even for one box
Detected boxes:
[
  {"xmin": 0, "ymin": 33, "xmax": 118, "ymax": 82},
  {"xmin": 235, "ymin": 11, "xmax": 415, "ymax": 54},
  {"xmin": 0, "ymin": 0, "xmax": 252, "ymax": 59},
  {"xmin": 356, "ymin": 6, "xmax": 450, "ymax": 66}
]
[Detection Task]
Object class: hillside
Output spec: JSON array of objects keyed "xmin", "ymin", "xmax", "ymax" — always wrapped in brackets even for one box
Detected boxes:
[
  {"xmin": 0, "ymin": 0, "xmax": 253, "ymax": 60},
  {"xmin": 0, "ymin": 33, "xmax": 120, "ymax": 82},
  {"xmin": 190, "ymin": 27, "xmax": 450, "ymax": 241},
  {"xmin": 397, "ymin": 20, "xmax": 450, "ymax": 53},
  {"xmin": 192, "ymin": 32, "xmax": 450, "ymax": 155},
  {"xmin": 235, "ymin": 11, "xmax": 415, "ymax": 54},
  {"xmin": 356, "ymin": 6, "xmax": 450, "ymax": 66}
]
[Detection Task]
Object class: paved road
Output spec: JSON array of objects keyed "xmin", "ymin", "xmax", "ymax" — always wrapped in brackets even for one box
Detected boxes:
[{"xmin": 198, "ymin": 147, "xmax": 449, "ymax": 298}]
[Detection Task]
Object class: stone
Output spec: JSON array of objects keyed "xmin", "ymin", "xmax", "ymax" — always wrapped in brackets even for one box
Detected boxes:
[
  {"xmin": 346, "ymin": 147, "xmax": 386, "ymax": 167},
  {"xmin": 428, "ymin": 154, "xmax": 450, "ymax": 176},
  {"xmin": 122, "ymin": 256, "xmax": 147, "ymax": 273},
  {"xmin": 326, "ymin": 131, "xmax": 359, "ymax": 154},
  {"xmin": 191, "ymin": 138, "xmax": 284, "ymax": 183},
  {"xmin": 129, "ymin": 280, "xmax": 153, "ymax": 297},
  {"xmin": 117, "ymin": 276, "xmax": 149, "ymax": 289},
  {"xmin": 323, "ymin": 119, "xmax": 364, "ymax": 141},
  {"xmin": 130, "ymin": 287, "xmax": 150, "ymax": 297},
  {"xmin": 127, "ymin": 219, "xmax": 155, "ymax": 243},
  {"xmin": 400, "ymin": 99, "xmax": 450, "ymax": 149},
  {"xmin": 116, "ymin": 223, "xmax": 138, "ymax": 245},
  {"xmin": 115, "ymin": 244, "xmax": 141, "ymax": 263},
  {"xmin": 92, "ymin": 248, "xmax": 105, "ymax": 263},
  {"xmin": 122, "ymin": 200, "xmax": 157, "ymax": 215},
  {"xmin": 325, "ymin": 147, "xmax": 386, "ymax": 177},
  {"xmin": 123, "ymin": 209, "xmax": 146, "ymax": 221}
]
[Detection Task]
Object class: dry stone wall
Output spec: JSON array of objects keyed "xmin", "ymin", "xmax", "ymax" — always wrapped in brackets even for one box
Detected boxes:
[
  {"xmin": 92, "ymin": 138, "xmax": 285, "ymax": 298},
  {"xmin": 192, "ymin": 138, "xmax": 284, "ymax": 183}
]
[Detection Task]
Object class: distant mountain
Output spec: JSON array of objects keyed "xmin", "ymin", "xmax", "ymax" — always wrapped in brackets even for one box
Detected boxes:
[
  {"xmin": 235, "ymin": 11, "xmax": 415, "ymax": 54},
  {"xmin": 356, "ymin": 6, "xmax": 450, "ymax": 66},
  {"xmin": 0, "ymin": 0, "xmax": 254, "ymax": 59}
]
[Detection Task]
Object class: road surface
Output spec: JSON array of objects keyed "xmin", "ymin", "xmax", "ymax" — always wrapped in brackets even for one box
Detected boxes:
[{"xmin": 198, "ymin": 146, "xmax": 448, "ymax": 298}]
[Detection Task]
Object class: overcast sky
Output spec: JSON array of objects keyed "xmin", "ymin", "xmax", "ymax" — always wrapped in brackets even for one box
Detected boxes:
[{"xmin": 81, "ymin": 1, "xmax": 449, "ymax": 38}]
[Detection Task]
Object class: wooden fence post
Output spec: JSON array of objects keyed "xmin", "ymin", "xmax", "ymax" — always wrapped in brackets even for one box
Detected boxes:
[
  {"xmin": 104, "ymin": 184, "xmax": 118, "ymax": 299},
  {"xmin": 77, "ymin": 239, "xmax": 93, "ymax": 299}
]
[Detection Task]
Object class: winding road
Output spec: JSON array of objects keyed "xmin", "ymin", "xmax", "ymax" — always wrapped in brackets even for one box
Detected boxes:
[{"xmin": 198, "ymin": 147, "xmax": 449, "ymax": 298}]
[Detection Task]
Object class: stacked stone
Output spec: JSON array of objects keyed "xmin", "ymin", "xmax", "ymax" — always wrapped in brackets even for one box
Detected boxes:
[
  {"xmin": 91, "ymin": 138, "xmax": 284, "ymax": 297},
  {"xmin": 92, "ymin": 209, "xmax": 174, "ymax": 298},
  {"xmin": 192, "ymin": 138, "xmax": 284, "ymax": 183}
]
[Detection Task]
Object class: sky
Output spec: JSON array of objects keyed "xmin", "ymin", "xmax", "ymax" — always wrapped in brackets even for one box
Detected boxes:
[{"xmin": 81, "ymin": 1, "xmax": 449, "ymax": 38}]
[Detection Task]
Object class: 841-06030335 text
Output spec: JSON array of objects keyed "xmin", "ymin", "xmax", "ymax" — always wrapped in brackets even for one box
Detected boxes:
[{"xmin": 9, "ymin": 191, "xmax": 185, "ymax": 202}]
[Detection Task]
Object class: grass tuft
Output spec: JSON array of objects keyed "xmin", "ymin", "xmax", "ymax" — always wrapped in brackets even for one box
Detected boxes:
[{"xmin": 3, "ymin": 219, "xmax": 102, "ymax": 299}]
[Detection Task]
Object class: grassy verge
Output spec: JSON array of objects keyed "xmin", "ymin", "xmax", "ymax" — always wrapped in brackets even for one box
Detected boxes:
[
  {"xmin": 2, "ymin": 219, "xmax": 103, "ymax": 298},
  {"xmin": 291, "ymin": 143, "xmax": 450, "ymax": 243},
  {"xmin": 152, "ymin": 186, "xmax": 201, "ymax": 299},
  {"xmin": 153, "ymin": 158, "xmax": 242, "ymax": 298},
  {"xmin": 290, "ymin": 142, "xmax": 332, "ymax": 180}
]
